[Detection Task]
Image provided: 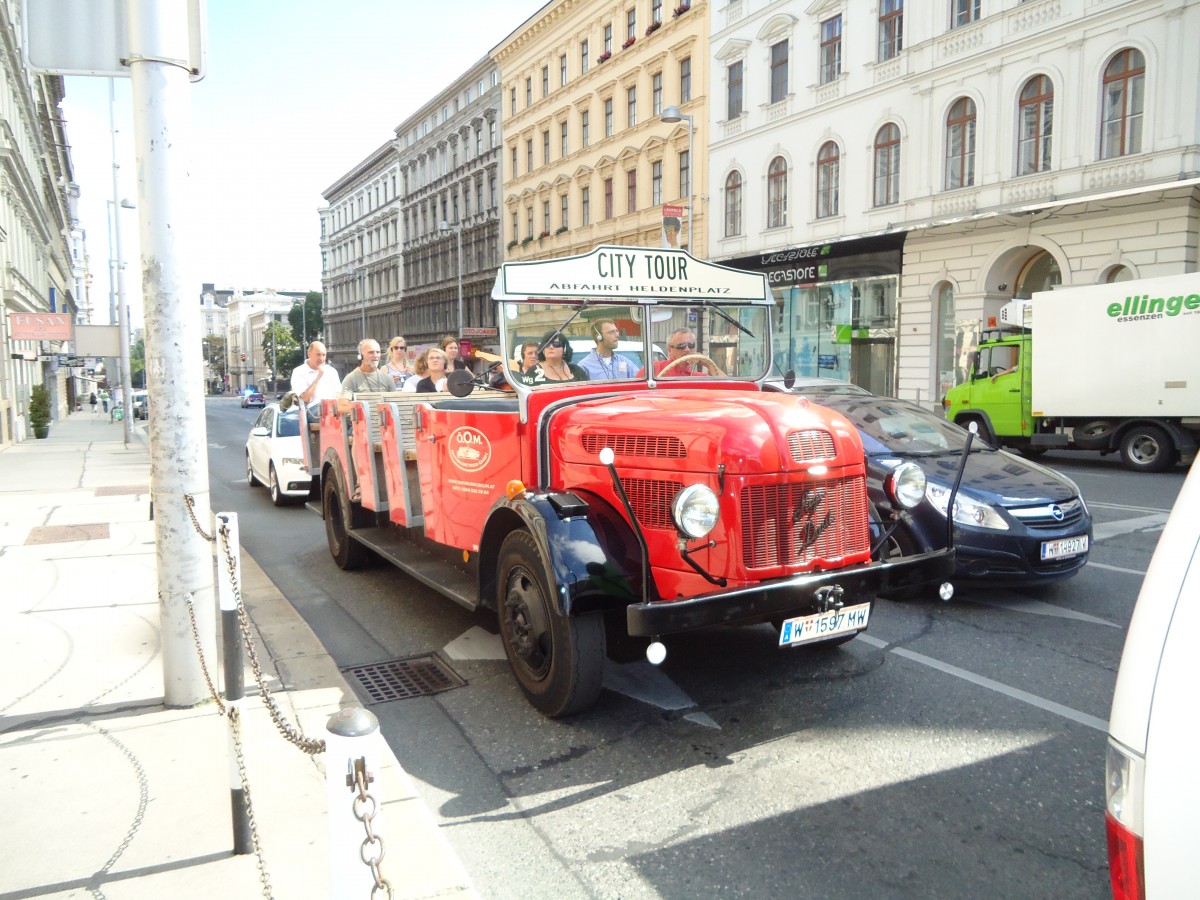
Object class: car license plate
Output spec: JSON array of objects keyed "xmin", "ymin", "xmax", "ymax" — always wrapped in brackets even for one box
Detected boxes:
[
  {"xmin": 778, "ymin": 602, "xmax": 870, "ymax": 648},
  {"xmin": 1040, "ymin": 534, "xmax": 1089, "ymax": 561}
]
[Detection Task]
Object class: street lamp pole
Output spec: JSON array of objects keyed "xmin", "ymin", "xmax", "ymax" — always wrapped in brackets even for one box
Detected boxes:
[
  {"xmin": 439, "ymin": 220, "xmax": 464, "ymax": 336},
  {"xmin": 110, "ymin": 78, "xmax": 134, "ymax": 446},
  {"xmin": 660, "ymin": 105, "xmax": 694, "ymax": 254}
]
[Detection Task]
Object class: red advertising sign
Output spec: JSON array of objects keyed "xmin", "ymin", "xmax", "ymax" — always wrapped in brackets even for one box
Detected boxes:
[{"xmin": 9, "ymin": 313, "xmax": 73, "ymax": 341}]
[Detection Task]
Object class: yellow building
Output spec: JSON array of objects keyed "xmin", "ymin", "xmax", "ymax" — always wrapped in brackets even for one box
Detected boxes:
[{"xmin": 493, "ymin": 0, "xmax": 708, "ymax": 261}]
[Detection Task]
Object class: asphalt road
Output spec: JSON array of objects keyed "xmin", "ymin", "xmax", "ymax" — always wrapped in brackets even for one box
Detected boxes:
[{"xmin": 206, "ymin": 397, "xmax": 1187, "ymax": 899}]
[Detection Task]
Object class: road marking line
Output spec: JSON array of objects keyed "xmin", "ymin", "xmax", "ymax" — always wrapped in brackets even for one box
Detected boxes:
[
  {"xmin": 1093, "ymin": 512, "xmax": 1169, "ymax": 541},
  {"xmin": 1088, "ymin": 501, "xmax": 1174, "ymax": 514},
  {"xmin": 857, "ymin": 634, "xmax": 1107, "ymax": 732},
  {"xmin": 1087, "ymin": 561, "xmax": 1147, "ymax": 576},
  {"xmin": 443, "ymin": 626, "xmax": 505, "ymax": 660},
  {"xmin": 970, "ymin": 596, "xmax": 1119, "ymax": 628}
]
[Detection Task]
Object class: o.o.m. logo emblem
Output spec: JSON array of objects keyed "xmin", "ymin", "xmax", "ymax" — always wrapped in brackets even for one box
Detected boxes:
[{"xmin": 449, "ymin": 427, "xmax": 492, "ymax": 472}]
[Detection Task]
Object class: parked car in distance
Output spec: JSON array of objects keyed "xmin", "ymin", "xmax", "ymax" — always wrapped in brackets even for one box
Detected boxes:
[
  {"xmin": 766, "ymin": 377, "xmax": 1092, "ymax": 586},
  {"xmin": 130, "ymin": 390, "xmax": 148, "ymax": 420},
  {"xmin": 1106, "ymin": 461, "xmax": 1199, "ymax": 900},
  {"xmin": 241, "ymin": 389, "xmax": 265, "ymax": 408},
  {"xmin": 245, "ymin": 403, "xmax": 313, "ymax": 505}
]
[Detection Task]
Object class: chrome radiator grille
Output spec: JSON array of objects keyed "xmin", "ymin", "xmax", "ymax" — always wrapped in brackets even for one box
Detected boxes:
[{"xmin": 740, "ymin": 476, "xmax": 869, "ymax": 569}]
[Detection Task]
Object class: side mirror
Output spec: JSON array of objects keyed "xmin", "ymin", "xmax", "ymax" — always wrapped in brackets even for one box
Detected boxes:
[
  {"xmin": 446, "ymin": 368, "xmax": 475, "ymax": 398},
  {"xmin": 250, "ymin": 426, "xmax": 270, "ymax": 437}
]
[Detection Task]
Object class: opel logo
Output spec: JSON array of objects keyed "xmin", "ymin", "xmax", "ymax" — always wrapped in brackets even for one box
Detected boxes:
[{"xmin": 1050, "ymin": 504, "xmax": 1065, "ymax": 521}]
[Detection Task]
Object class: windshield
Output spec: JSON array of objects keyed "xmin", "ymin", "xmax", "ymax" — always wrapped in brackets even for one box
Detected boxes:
[
  {"xmin": 829, "ymin": 398, "xmax": 988, "ymax": 456},
  {"xmin": 500, "ymin": 300, "xmax": 771, "ymax": 388}
]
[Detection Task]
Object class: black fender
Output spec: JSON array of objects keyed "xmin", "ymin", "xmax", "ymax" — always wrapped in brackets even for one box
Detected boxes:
[{"xmin": 478, "ymin": 488, "xmax": 649, "ymax": 618}]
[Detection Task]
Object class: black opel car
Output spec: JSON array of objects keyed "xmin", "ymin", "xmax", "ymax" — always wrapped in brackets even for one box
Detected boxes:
[{"xmin": 767, "ymin": 378, "xmax": 1092, "ymax": 586}]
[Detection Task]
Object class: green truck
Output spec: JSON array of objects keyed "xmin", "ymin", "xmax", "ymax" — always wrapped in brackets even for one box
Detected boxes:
[{"xmin": 943, "ymin": 273, "xmax": 1200, "ymax": 472}]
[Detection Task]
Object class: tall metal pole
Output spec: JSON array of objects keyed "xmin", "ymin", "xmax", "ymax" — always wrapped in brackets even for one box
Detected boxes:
[
  {"xmin": 127, "ymin": 0, "xmax": 216, "ymax": 707},
  {"xmin": 110, "ymin": 79, "xmax": 133, "ymax": 447},
  {"xmin": 455, "ymin": 226, "xmax": 464, "ymax": 336}
]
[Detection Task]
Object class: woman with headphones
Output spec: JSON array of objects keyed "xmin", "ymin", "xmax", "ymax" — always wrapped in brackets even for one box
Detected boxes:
[{"xmin": 530, "ymin": 331, "xmax": 588, "ymax": 384}]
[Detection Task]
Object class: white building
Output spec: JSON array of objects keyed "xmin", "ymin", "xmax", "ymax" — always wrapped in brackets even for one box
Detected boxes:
[
  {"xmin": 223, "ymin": 289, "xmax": 302, "ymax": 391},
  {"xmin": 320, "ymin": 143, "xmax": 404, "ymax": 374},
  {"xmin": 708, "ymin": 0, "xmax": 1200, "ymax": 404}
]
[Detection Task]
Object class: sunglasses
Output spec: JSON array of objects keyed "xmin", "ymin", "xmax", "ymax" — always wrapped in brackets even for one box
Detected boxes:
[
  {"xmin": 390, "ymin": 345, "xmax": 407, "ymax": 351},
  {"xmin": 546, "ymin": 339, "xmax": 565, "ymax": 348},
  {"xmin": 670, "ymin": 342, "xmax": 696, "ymax": 350}
]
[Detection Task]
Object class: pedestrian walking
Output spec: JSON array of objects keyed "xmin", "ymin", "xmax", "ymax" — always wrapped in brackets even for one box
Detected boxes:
[
  {"xmin": 89, "ymin": 391, "xmax": 98, "ymax": 414},
  {"xmin": 100, "ymin": 390, "xmax": 109, "ymax": 413}
]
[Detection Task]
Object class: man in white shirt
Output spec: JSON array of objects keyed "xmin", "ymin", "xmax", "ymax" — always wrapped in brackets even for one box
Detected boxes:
[
  {"xmin": 290, "ymin": 341, "xmax": 342, "ymax": 420},
  {"xmin": 576, "ymin": 319, "xmax": 640, "ymax": 380}
]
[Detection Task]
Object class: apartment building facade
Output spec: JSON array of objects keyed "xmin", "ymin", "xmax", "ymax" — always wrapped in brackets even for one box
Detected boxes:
[
  {"xmin": 494, "ymin": 0, "xmax": 710, "ymax": 262},
  {"xmin": 320, "ymin": 142, "xmax": 404, "ymax": 373},
  {"xmin": 397, "ymin": 57, "xmax": 504, "ymax": 355},
  {"xmin": 709, "ymin": 0, "xmax": 1200, "ymax": 404}
]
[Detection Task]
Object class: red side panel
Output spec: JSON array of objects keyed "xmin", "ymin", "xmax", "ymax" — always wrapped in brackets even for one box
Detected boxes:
[{"xmin": 416, "ymin": 407, "xmax": 523, "ymax": 552}]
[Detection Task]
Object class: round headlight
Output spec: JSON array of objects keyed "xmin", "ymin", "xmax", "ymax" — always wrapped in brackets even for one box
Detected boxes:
[
  {"xmin": 886, "ymin": 462, "xmax": 927, "ymax": 510},
  {"xmin": 672, "ymin": 484, "xmax": 719, "ymax": 539}
]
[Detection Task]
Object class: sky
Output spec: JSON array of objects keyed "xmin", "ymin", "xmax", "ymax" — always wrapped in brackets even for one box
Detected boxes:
[{"xmin": 60, "ymin": 0, "xmax": 548, "ymax": 326}]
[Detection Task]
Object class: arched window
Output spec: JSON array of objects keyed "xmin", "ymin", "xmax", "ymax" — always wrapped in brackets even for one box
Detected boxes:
[
  {"xmin": 1100, "ymin": 49, "xmax": 1145, "ymax": 159},
  {"xmin": 724, "ymin": 171, "xmax": 743, "ymax": 237},
  {"xmin": 1015, "ymin": 251, "xmax": 1061, "ymax": 298},
  {"xmin": 816, "ymin": 142, "xmax": 839, "ymax": 219},
  {"xmin": 767, "ymin": 157, "xmax": 788, "ymax": 228},
  {"xmin": 944, "ymin": 97, "xmax": 976, "ymax": 189},
  {"xmin": 873, "ymin": 123, "xmax": 900, "ymax": 207},
  {"xmin": 1017, "ymin": 75, "xmax": 1054, "ymax": 175}
]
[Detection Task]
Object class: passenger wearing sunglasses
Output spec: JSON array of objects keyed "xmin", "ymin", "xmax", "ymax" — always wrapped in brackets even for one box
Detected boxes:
[
  {"xmin": 384, "ymin": 336, "xmax": 413, "ymax": 387},
  {"xmin": 530, "ymin": 331, "xmax": 588, "ymax": 384},
  {"xmin": 640, "ymin": 329, "xmax": 722, "ymax": 377}
]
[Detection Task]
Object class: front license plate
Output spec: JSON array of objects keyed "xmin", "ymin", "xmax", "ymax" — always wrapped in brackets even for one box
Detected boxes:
[
  {"xmin": 778, "ymin": 602, "xmax": 870, "ymax": 648},
  {"xmin": 1040, "ymin": 534, "xmax": 1089, "ymax": 561}
]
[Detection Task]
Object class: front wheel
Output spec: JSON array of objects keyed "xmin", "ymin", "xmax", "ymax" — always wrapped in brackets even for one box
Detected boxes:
[
  {"xmin": 1119, "ymin": 425, "xmax": 1175, "ymax": 473},
  {"xmin": 497, "ymin": 530, "xmax": 605, "ymax": 717},
  {"xmin": 269, "ymin": 465, "xmax": 287, "ymax": 507},
  {"xmin": 246, "ymin": 453, "xmax": 260, "ymax": 487}
]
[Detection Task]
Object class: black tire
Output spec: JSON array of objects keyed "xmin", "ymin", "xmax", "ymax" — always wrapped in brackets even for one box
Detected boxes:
[
  {"xmin": 496, "ymin": 530, "xmax": 605, "ymax": 717},
  {"xmin": 1015, "ymin": 443, "xmax": 1047, "ymax": 459},
  {"xmin": 1119, "ymin": 425, "xmax": 1175, "ymax": 473},
  {"xmin": 876, "ymin": 523, "xmax": 925, "ymax": 600},
  {"xmin": 246, "ymin": 453, "xmax": 260, "ymax": 488},
  {"xmin": 269, "ymin": 465, "xmax": 287, "ymax": 507},
  {"xmin": 957, "ymin": 415, "xmax": 995, "ymax": 447},
  {"xmin": 324, "ymin": 469, "xmax": 369, "ymax": 569}
]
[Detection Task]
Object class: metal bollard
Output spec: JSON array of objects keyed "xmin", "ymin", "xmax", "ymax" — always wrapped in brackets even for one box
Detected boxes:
[
  {"xmin": 326, "ymin": 706, "xmax": 391, "ymax": 898},
  {"xmin": 215, "ymin": 511, "xmax": 252, "ymax": 855}
]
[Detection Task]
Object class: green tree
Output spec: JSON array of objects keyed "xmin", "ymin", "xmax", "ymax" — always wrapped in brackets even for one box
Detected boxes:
[
  {"xmin": 288, "ymin": 292, "xmax": 324, "ymax": 347},
  {"xmin": 202, "ymin": 335, "xmax": 227, "ymax": 387},
  {"xmin": 130, "ymin": 337, "xmax": 146, "ymax": 388},
  {"xmin": 261, "ymin": 321, "xmax": 299, "ymax": 380}
]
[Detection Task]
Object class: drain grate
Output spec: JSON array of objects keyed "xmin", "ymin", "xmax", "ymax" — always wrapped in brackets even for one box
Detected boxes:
[{"xmin": 342, "ymin": 655, "xmax": 466, "ymax": 704}]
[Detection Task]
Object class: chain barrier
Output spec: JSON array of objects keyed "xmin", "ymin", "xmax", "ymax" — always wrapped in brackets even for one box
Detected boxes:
[
  {"xmin": 182, "ymin": 494, "xmax": 325, "ymax": 755},
  {"xmin": 350, "ymin": 757, "xmax": 395, "ymax": 899},
  {"xmin": 231, "ymin": 708, "xmax": 275, "ymax": 899}
]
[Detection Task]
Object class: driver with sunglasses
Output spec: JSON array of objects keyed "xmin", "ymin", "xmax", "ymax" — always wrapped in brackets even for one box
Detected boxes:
[{"xmin": 640, "ymin": 328, "xmax": 722, "ymax": 377}]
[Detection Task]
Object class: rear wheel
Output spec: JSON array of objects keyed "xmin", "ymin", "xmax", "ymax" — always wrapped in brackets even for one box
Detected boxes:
[
  {"xmin": 269, "ymin": 465, "xmax": 287, "ymax": 507},
  {"xmin": 497, "ymin": 530, "xmax": 605, "ymax": 717},
  {"xmin": 1119, "ymin": 425, "xmax": 1175, "ymax": 473},
  {"xmin": 324, "ymin": 470, "xmax": 369, "ymax": 569},
  {"xmin": 246, "ymin": 453, "xmax": 260, "ymax": 487}
]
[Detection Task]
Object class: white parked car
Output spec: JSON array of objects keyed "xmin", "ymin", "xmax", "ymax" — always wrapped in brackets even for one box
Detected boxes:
[
  {"xmin": 245, "ymin": 403, "xmax": 313, "ymax": 506},
  {"xmin": 1106, "ymin": 461, "xmax": 1200, "ymax": 899}
]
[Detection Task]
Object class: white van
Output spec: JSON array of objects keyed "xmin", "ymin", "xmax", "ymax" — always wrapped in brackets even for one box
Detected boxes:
[{"xmin": 1105, "ymin": 462, "xmax": 1200, "ymax": 899}]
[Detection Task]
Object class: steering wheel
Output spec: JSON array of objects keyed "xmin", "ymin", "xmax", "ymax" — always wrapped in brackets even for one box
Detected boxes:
[{"xmin": 657, "ymin": 353, "xmax": 726, "ymax": 377}]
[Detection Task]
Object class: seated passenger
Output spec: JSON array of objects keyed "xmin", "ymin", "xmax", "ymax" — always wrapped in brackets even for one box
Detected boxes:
[
  {"xmin": 337, "ymin": 339, "xmax": 393, "ymax": 413},
  {"xmin": 639, "ymin": 329, "xmax": 723, "ymax": 377},
  {"xmin": 414, "ymin": 348, "xmax": 451, "ymax": 393},
  {"xmin": 529, "ymin": 331, "xmax": 588, "ymax": 384},
  {"xmin": 577, "ymin": 319, "xmax": 639, "ymax": 380}
]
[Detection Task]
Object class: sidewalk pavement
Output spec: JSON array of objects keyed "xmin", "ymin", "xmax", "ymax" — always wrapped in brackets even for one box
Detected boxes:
[{"xmin": 0, "ymin": 409, "xmax": 477, "ymax": 899}]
